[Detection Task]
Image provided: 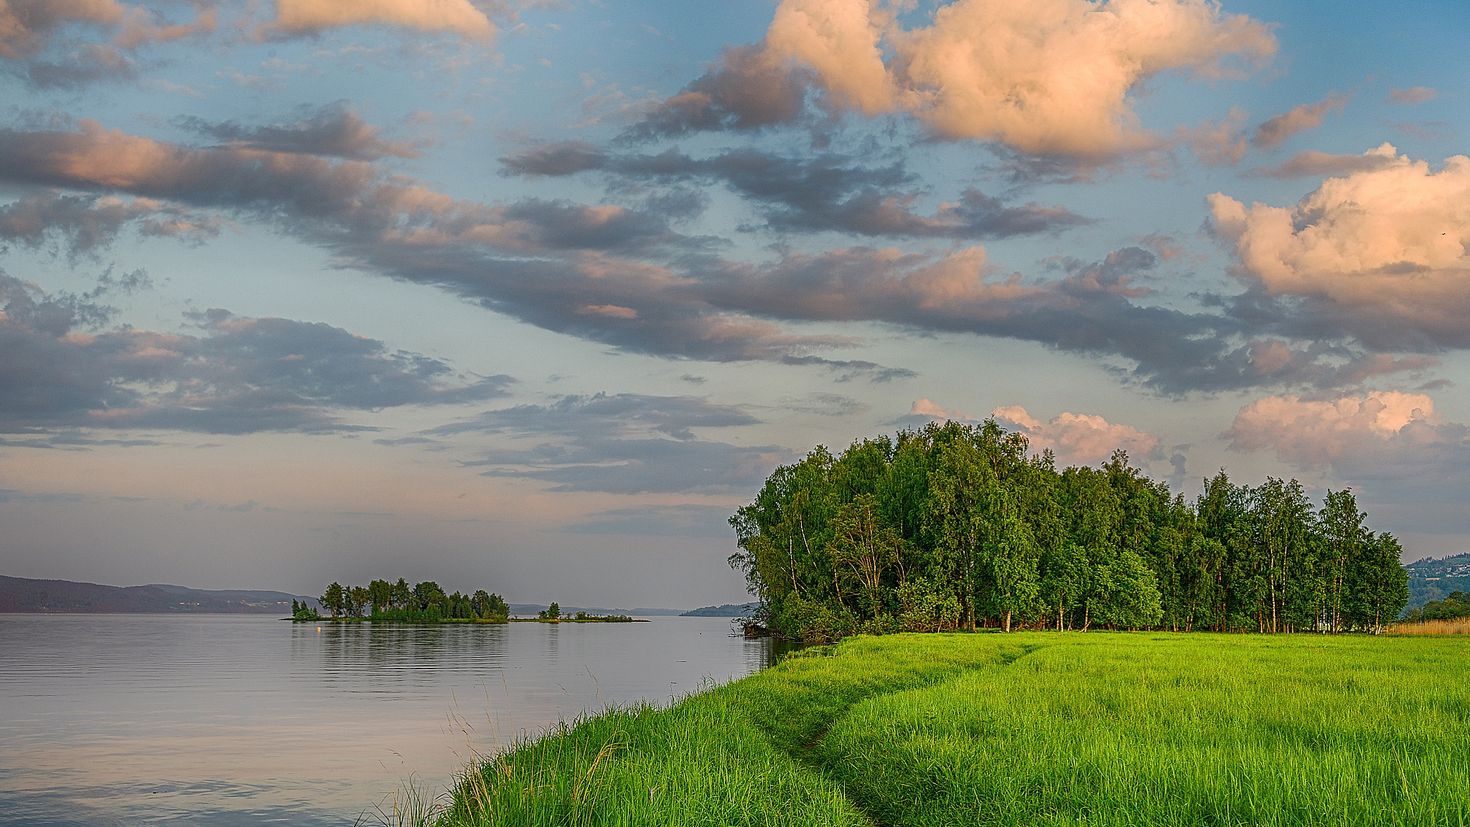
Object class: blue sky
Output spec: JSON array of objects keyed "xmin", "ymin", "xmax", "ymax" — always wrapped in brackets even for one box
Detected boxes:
[{"xmin": 1, "ymin": 0, "xmax": 1467, "ymax": 606}]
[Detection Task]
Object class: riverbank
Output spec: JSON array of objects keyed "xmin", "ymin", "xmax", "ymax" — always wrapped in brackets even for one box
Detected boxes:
[{"xmin": 398, "ymin": 632, "xmax": 1470, "ymax": 826}]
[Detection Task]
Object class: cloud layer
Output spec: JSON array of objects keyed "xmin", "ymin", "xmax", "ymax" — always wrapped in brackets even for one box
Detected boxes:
[{"xmin": 0, "ymin": 273, "xmax": 509, "ymax": 435}]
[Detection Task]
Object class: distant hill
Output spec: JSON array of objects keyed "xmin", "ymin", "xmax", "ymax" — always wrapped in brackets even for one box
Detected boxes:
[
  {"xmin": 0, "ymin": 575, "xmax": 312, "ymax": 614},
  {"xmin": 1406, "ymin": 553, "xmax": 1470, "ymax": 608},
  {"xmin": 682, "ymin": 602, "xmax": 757, "ymax": 617}
]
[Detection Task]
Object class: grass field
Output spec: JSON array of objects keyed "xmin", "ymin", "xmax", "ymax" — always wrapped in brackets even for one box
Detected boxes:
[{"xmin": 394, "ymin": 633, "xmax": 1470, "ymax": 827}]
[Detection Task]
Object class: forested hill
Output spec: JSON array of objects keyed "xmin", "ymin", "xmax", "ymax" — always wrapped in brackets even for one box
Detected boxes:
[
  {"xmin": 0, "ymin": 575, "xmax": 310, "ymax": 613},
  {"xmin": 730, "ymin": 421, "xmax": 1409, "ymax": 642},
  {"xmin": 1407, "ymin": 553, "xmax": 1470, "ymax": 607}
]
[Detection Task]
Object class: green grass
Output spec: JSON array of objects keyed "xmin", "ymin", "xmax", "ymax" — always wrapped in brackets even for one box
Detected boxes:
[{"xmin": 403, "ymin": 633, "xmax": 1470, "ymax": 827}]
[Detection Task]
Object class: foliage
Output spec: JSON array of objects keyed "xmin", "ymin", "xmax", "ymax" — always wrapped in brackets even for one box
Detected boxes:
[
  {"xmin": 731, "ymin": 421, "xmax": 1410, "ymax": 641},
  {"xmin": 289, "ymin": 598, "xmax": 320, "ymax": 621},
  {"xmin": 310, "ymin": 578, "xmax": 508, "ymax": 623},
  {"xmin": 1402, "ymin": 591, "xmax": 1470, "ymax": 623}
]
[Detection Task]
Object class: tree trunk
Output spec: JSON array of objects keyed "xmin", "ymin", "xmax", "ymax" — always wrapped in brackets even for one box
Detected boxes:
[{"xmin": 1004, "ymin": 610, "xmax": 1012, "ymax": 633}]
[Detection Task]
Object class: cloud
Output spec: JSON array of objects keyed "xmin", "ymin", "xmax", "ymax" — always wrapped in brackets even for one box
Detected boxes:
[
  {"xmin": 21, "ymin": 42, "xmax": 136, "ymax": 88},
  {"xmin": 0, "ymin": 0, "xmax": 214, "ymax": 59},
  {"xmin": 432, "ymin": 392, "xmax": 760, "ymax": 440},
  {"xmin": 0, "ymin": 121, "xmax": 1425, "ymax": 396},
  {"xmin": 1226, "ymin": 390, "xmax": 1470, "ymax": 533},
  {"xmin": 1227, "ymin": 390, "xmax": 1435, "ymax": 468},
  {"xmin": 1388, "ymin": 86, "xmax": 1436, "ymax": 105},
  {"xmin": 630, "ymin": 0, "xmax": 1275, "ymax": 159},
  {"xmin": 777, "ymin": 355, "xmax": 915, "ymax": 383},
  {"xmin": 0, "ymin": 191, "xmax": 220, "ymax": 256},
  {"xmin": 503, "ymin": 143, "xmax": 1089, "ymax": 240},
  {"xmin": 1208, "ymin": 145, "xmax": 1470, "ymax": 349},
  {"xmin": 434, "ymin": 393, "xmax": 786, "ymax": 494},
  {"xmin": 1251, "ymin": 93, "xmax": 1348, "ymax": 149},
  {"xmin": 561, "ymin": 505, "xmax": 737, "ymax": 538},
  {"xmin": 779, "ymin": 392, "xmax": 866, "ymax": 417},
  {"xmin": 992, "ymin": 404, "xmax": 1162, "ymax": 465},
  {"xmin": 266, "ymin": 0, "xmax": 497, "ymax": 40},
  {"xmin": 0, "ymin": 273, "xmax": 512, "ymax": 435},
  {"xmin": 892, "ymin": 396, "xmax": 973, "ymax": 429},
  {"xmin": 175, "ymin": 103, "xmax": 418, "ymax": 161},
  {"xmin": 1184, "ymin": 107, "xmax": 1248, "ymax": 166},
  {"xmin": 1246, "ymin": 142, "xmax": 1399, "ymax": 179}
]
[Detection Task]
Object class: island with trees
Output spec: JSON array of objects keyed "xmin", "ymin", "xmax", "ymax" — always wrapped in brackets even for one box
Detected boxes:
[
  {"xmin": 294, "ymin": 578, "xmax": 509, "ymax": 623},
  {"xmin": 730, "ymin": 420, "xmax": 1409, "ymax": 642},
  {"xmin": 510, "ymin": 602, "xmax": 640, "ymax": 623}
]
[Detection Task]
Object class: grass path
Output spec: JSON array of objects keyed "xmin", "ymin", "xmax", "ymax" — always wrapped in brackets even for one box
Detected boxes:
[{"xmin": 409, "ymin": 633, "xmax": 1470, "ymax": 827}]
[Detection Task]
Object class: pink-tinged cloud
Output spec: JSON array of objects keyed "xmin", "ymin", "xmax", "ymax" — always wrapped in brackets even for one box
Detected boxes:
[
  {"xmin": 1227, "ymin": 391, "xmax": 1436, "ymax": 468},
  {"xmin": 0, "ymin": 0, "xmax": 215, "ymax": 59},
  {"xmin": 991, "ymin": 405, "xmax": 1161, "ymax": 465},
  {"xmin": 1388, "ymin": 86, "xmax": 1436, "ymax": 105},
  {"xmin": 1208, "ymin": 145, "xmax": 1470, "ymax": 346},
  {"xmin": 907, "ymin": 397, "xmax": 969, "ymax": 422},
  {"xmin": 269, "ymin": 0, "xmax": 496, "ymax": 40},
  {"xmin": 644, "ymin": 0, "xmax": 1275, "ymax": 159},
  {"xmin": 1248, "ymin": 142, "xmax": 1399, "ymax": 179},
  {"xmin": 1251, "ymin": 92, "xmax": 1348, "ymax": 148}
]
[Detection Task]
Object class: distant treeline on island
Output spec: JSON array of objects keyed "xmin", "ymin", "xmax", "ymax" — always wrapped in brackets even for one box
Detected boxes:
[
  {"xmin": 731, "ymin": 421, "xmax": 1410, "ymax": 642},
  {"xmin": 299, "ymin": 578, "xmax": 509, "ymax": 623}
]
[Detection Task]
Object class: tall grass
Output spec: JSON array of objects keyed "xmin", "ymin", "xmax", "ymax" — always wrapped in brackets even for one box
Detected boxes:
[
  {"xmin": 1387, "ymin": 617, "xmax": 1470, "ymax": 635},
  {"xmin": 412, "ymin": 633, "xmax": 1470, "ymax": 827}
]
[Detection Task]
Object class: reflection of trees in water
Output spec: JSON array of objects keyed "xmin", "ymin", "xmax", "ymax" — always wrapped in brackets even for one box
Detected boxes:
[{"xmin": 291, "ymin": 623, "xmax": 510, "ymax": 688}]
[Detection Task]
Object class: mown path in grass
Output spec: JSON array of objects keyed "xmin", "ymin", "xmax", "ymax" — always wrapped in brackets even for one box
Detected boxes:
[{"xmin": 423, "ymin": 633, "xmax": 1470, "ymax": 827}]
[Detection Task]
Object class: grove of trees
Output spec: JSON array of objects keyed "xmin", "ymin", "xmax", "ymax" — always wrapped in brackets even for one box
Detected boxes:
[
  {"xmin": 315, "ymin": 577, "xmax": 509, "ymax": 623},
  {"xmin": 729, "ymin": 421, "xmax": 1409, "ymax": 642},
  {"xmin": 1402, "ymin": 592, "xmax": 1470, "ymax": 623}
]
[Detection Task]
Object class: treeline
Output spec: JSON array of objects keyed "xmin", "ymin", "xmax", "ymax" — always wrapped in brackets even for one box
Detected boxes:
[
  {"xmin": 729, "ymin": 421, "xmax": 1409, "ymax": 642},
  {"xmin": 1402, "ymin": 592, "xmax": 1470, "ymax": 623},
  {"xmin": 312, "ymin": 578, "xmax": 509, "ymax": 622}
]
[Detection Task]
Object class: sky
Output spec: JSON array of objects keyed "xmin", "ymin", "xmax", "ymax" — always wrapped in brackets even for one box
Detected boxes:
[{"xmin": 1, "ymin": 0, "xmax": 1467, "ymax": 607}]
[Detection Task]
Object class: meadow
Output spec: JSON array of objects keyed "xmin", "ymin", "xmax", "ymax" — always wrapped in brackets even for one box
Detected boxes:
[{"xmin": 393, "ymin": 633, "xmax": 1470, "ymax": 827}]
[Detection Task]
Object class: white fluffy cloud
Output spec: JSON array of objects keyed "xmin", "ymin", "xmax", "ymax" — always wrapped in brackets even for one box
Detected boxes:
[
  {"xmin": 1226, "ymin": 391, "xmax": 1436, "ymax": 468},
  {"xmin": 992, "ymin": 405, "xmax": 1161, "ymax": 465},
  {"xmin": 1209, "ymin": 145, "xmax": 1470, "ymax": 346},
  {"xmin": 269, "ymin": 0, "xmax": 496, "ymax": 40},
  {"xmin": 659, "ymin": 0, "xmax": 1276, "ymax": 158}
]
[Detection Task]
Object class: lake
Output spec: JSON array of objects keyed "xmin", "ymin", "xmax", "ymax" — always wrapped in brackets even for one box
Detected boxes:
[{"xmin": 0, "ymin": 613, "xmax": 778, "ymax": 826}]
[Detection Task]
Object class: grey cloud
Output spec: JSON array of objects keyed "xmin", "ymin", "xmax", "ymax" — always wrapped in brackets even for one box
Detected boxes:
[
  {"xmin": 431, "ymin": 392, "xmax": 760, "ymax": 441},
  {"xmin": 22, "ymin": 44, "xmax": 137, "ymax": 89},
  {"xmin": 779, "ymin": 393, "xmax": 867, "ymax": 417},
  {"xmin": 0, "ymin": 274, "xmax": 513, "ymax": 435},
  {"xmin": 503, "ymin": 144, "xmax": 1088, "ymax": 240},
  {"xmin": 778, "ymin": 355, "xmax": 916, "ymax": 384},
  {"xmin": 436, "ymin": 393, "xmax": 783, "ymax": 494},
  {"xmin": 175, "ymin": 102, "xmax": 418, "ymax": 161},
  {"xmin": 619, "ymin": 45, "xmax": 812, "ymax": 142},
  {"xmin": 0, "ymin": 191, "xmax": 219, "ymax": 257},
  {"xmin": 1252, "ymin": 94, "xmax": 1349, "ymax": 149},
  {"xmin": 1247, "ymin": 150, "xmax": 1397, "ymax": 179},
  {"xmin": 562, "ymin": 505, "xmax": 736, "ymax": 538}
]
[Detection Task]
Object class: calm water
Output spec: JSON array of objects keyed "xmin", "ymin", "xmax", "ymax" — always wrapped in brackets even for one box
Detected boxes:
[{"xmin": 0, "ymin": 613, "xmax": 777, "ymax": 826}]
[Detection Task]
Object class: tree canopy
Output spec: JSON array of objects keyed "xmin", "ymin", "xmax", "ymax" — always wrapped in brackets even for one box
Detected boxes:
[
  {"xmin": 315, "ymin": 577, "xmax": 508, "ymax": 623},
  {"xmin": 730, "ymin": 421, "xmax": 1409, "ymax": 642}
]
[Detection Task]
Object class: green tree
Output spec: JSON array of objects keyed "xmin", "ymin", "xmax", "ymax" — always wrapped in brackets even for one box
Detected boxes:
[{"xmin": 320, "ymin": 582, "xmax": 345, "ymax": 618}]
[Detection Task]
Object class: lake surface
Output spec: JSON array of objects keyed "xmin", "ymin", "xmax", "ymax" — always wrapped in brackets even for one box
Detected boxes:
[{"xmin": 0, "ymin": 613, "xmax": 778, "ymax": 826}]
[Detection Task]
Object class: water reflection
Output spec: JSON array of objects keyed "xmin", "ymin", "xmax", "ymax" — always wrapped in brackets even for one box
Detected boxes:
[{"xmin": 0, "ymin": 614, "xmax": 771, "ymax": 826}]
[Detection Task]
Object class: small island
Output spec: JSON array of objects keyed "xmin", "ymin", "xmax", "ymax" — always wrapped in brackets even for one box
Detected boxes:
[
  {"xmin": 292, "ymin": 578, "xmax": 509, "ymax": 623},
  {"xmin": 509, "ymin": 602, "xmax": 643, "ymax": 623}
]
